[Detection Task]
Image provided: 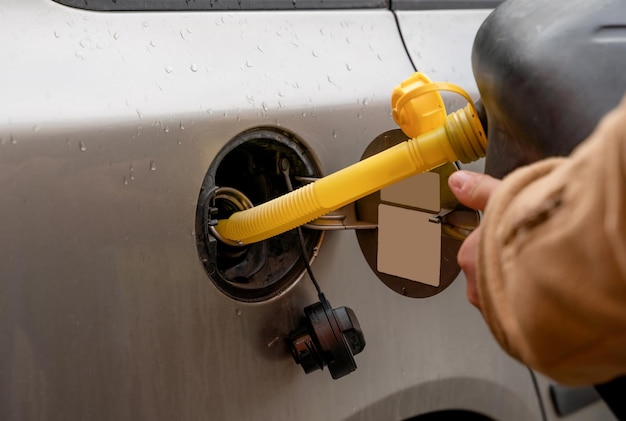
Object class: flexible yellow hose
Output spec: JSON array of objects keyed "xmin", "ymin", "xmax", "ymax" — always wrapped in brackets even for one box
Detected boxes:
[{"xmin": 214, "ymin": 104, "xmax": 486, "ymax": 245}]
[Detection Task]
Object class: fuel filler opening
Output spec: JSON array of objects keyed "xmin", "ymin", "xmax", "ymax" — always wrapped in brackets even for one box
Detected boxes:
[{"xmin": 195, "ymin": 127, "xmax": 324, "ymax": 303}]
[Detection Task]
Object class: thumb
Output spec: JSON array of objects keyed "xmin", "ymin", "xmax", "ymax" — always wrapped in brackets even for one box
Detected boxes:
[{"xmin": 448, "ymin": 170, "xmax": 501, "ymax": 211}]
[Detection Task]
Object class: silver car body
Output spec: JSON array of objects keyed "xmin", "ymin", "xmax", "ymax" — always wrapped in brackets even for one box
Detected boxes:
[{"xmin": 0, "ymin": 0, "xmax": 615, "ymax": 419}]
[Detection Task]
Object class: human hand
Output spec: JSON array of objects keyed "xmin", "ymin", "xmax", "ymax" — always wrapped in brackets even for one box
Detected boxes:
[{"xmin": 448, "ymin": 171, "xmax": 501, "ymax": 310}]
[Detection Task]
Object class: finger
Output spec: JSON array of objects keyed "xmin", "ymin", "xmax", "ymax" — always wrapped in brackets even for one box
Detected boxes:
[
  {"xmin": 448, "ymin": 170, "xmax": 501, "ymax": 211},
  {"xmin": 457, "ymin": 227, "xmax": 482, "ymax": 310}
]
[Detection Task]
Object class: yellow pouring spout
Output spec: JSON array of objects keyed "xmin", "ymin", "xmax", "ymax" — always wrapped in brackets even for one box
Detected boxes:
[{"xmin": 214, "ymin": 100, "xmax": 487, "ymax": 245}]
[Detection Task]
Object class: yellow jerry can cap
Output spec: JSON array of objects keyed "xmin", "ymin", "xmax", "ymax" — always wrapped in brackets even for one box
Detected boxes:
[{"xmin": 392, "ymin": 72, "xmax": 478, "ymax": 139}]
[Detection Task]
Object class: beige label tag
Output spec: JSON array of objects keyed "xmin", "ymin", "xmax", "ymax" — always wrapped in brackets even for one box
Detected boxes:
[
  {"xmin": 380, "ymin": 172, "xmax": 440, "ymax": 212},
  {"xmin": 377, "ymin": 204, "xmax": 441, "ymax": 287}
]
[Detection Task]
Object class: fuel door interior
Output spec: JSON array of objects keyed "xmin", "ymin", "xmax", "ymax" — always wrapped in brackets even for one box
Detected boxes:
[{"xmin": 354, "ymin": 129, "xmax": 478, "ymax": 298}]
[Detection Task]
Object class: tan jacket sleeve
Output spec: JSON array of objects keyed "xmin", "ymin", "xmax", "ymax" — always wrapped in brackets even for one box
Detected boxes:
[{"xmin": 478, "ymin": 96, "xmax": 626, "ymax": 386}]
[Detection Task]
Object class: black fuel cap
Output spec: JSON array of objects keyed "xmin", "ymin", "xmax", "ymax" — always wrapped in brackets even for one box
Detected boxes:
[{"xmin": 289, "ymin": 293, "xmax": 365, "ymax": 379}]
